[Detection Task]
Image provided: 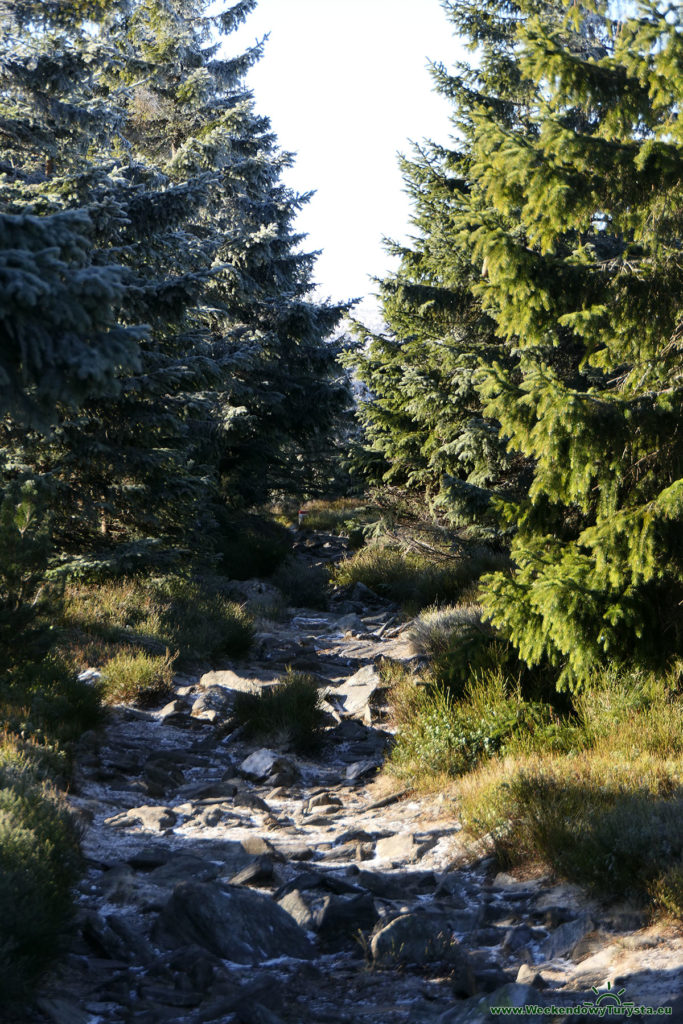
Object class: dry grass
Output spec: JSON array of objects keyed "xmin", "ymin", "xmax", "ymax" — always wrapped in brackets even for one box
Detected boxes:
[
  {"xmin": 331, "ymin": 544, "xmax": 507, "ymax": 612},
  {"xmin": 59, "ymin": 573, "xmax": 254, "ymax": 667}
]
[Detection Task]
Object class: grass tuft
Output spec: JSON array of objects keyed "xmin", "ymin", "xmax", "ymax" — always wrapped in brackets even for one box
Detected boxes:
[
  {"xmin": 408, "ymin": 603, "xmax": 488, "ymax": 659},
  {"xmin": 99, "ymin": 649, "xmax": 175, "ymax": 707},
  {"xmin": 232, "ymin": 670, "xmax": 326, "ymax": 752}
]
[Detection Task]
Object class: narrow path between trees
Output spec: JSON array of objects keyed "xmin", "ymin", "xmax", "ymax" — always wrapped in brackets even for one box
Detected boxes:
[{"xmin": 20, "ymin": 533, "xmax": 682, "ymax": 1024}]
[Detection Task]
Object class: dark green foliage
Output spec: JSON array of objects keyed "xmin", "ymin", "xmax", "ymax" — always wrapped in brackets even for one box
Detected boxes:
[
  {"xmin": 3, "ymin": 657, "xmax": 103, "ymax": 750},
  {"xmin": 60, "ymin": 574, "xmax": 254, "ymax": 665},
  {"xmin": 390, "ymin": 672, "xmax": 570, "ymax": 781},
  {"xmin": 232, "ymin": 671, "xmax": 325, "ymax": 752},
  {"xmin": 0, "ymin": 0, "xmax": 351, "ymax": 575},
  {"xmin": 273, "ymin": 557, "xmax": 330, "ymax": 610},
  {"xmin": 218, "ymin": 514, "xmax": 291, "ymax": 579},
  {"xmin": 432, "ymin": 631, "xmax": 556, "ymax": 703},
  {"xmin": 0, "ymin": 481, "xmax": 52, "ymax": 674},
  {"xmin": 0, "ymin": 212, "xmax": 143, "ymax": 428}
]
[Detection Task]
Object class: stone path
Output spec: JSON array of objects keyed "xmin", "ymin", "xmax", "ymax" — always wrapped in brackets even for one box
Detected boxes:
[{"xmin": 20, "ymin": 534, "xmax": 683, "ymax": 1023}]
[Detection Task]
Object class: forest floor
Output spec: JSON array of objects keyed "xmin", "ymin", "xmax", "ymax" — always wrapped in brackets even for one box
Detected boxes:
[{"xmin": 16, "ymin": 531, "xmax": 683, "ymax": 1024}]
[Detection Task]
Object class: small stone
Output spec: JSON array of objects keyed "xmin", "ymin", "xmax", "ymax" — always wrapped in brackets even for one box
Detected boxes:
[
  {"xmin": 159, "ymin": 698, "xmax": 190, "ymax": 719},
  {"xmin": 192, "ymin": 686, "xmax": 234, "ymax": 720},
  {"xmin": 306, "ymin": 792, "xmax": 343, "ymax": 812},
  {"xmin": 239, "ymin": 749, "xmax": 297, "ymax": 783},
  {"xmin": 153, "ymin": 881, "xmax": 314, "ymax": 963},
  {"xmin": 241, "ymin": 835, "xmax": 284, "ymax": 861},
  {"xmin": 371, "ymin": 914, "xmax": 474, "ymax": 994},
  {"xmin": 126, "ymin": 805, "xmax": 177, "ymax": 831},
  {"xmin": 345, "ymin": 759, "xmax": 379, "ymax": 782},
  {"xmin": 331, "ymin": 665, "xmax": 383, "ymax": 720},
  {"xmin": 375, "ymin": 832, "xmax": 426, "ymax": 863},
  {"xmin": 229, "ymin": 856, "xmax": 275, "ymax": 887}
]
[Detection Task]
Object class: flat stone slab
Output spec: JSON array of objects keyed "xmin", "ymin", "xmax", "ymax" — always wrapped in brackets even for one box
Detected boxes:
[{"xmin": 199, "ymin": 668, "xmax": 280, "ymax": 692}]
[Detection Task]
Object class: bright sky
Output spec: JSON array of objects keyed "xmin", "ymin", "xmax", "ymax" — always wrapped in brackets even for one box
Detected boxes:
[{"xmin": 223, "ymin": 0, "xmax": 462, "ymax": 320}]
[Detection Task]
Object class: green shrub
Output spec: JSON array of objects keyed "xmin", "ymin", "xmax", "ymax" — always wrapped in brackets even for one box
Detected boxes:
[
  {"xmin": 389, "ymin": 671, "xmax": 572, "ymax": 783},
  {"xmin": 217, "ymin": 514, "xmax": 291, "ymax": 579},
  {"xmin": 232, "ymin": 671, "xmax": 325, "ymax": 752},
  {"xmin": 154, "ymin": 577, "xmax": 254, "ymax": 660},
  {"xmin": 650, "ymin": 865, "xmax": 683, "ymax": 920},
  {"xmin": 1, "ymin": 656, "xmax": 102, "ymax": 750},
  {"xmin": 409, "ymin": 603, "xmax": 488, "ymax": 659},
  {"xmin": 331, "ymin": 544, "xmax": 508, "ymax": 612},
  {"xmin": 273, "ymin": 556, "xmax": 329, "ymax": 610},
  {"xmin": 0, "ymin": 738, "xmax": 81, "ymax": 1005}
]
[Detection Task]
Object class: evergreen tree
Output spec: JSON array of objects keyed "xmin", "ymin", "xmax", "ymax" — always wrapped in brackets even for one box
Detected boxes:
[
  {"xmin": 1, "ymin": 0, "xmax": 349, "ymax": 570},
  {"xmin": 348, "ymin": 0, "xmax": 581, "ymax": 537},
  {"xmin": 472, "ymin": 0, "xmax": 683, "ymax": 685},
  {"xmin": 0, "ymin": 1, "xmax": 146, "ymax": 427}
]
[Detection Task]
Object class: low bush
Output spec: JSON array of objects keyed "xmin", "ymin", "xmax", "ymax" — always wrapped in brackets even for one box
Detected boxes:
[
  {"xmin": 0, "ymin": 661, "xmax": 96, "ymax": 1007},
  {"xmin": 408, "ymin": 603, "xmax": 488, "ymax": 659},
  {"xmin": 99, "ymin": 649, "xmax": 175, "ymax": 707},
  {"xmin": 0, "ymin": 744, "xmax": 82, "ymax": 1005},
  {"xmin": 272, "ymin": 556, "xmax": 329, "ymax": 610},
  {"xmin": 331, "ymin": 544, "xmax": 508, "ymax": 613},
  {"xmin": 389, "ymin": 671, "xmax": 574, "ymax": 784},
  {"xmin": 1, "ymin": 656, "xmax": 102, "ymax": 751},
  {"xmin": 232, "ymin": 671, "xmax": 326, "ymax": 752}
]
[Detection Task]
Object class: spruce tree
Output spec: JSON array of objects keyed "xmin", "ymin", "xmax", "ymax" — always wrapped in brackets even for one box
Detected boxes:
[
  {"xmin": 472, "ymin": 0, "xmax": 683, "ymax": 685},
  {"xmin": 0, "ymin": 1, "xmax": 145, "ymax": 427},
  {"xmin": 348, "ymin": 0, "xmax": 581, "ymax": 538},
  {"xmin": 1, "ymin": 0, "xmax": 349, "ymax": 570}
]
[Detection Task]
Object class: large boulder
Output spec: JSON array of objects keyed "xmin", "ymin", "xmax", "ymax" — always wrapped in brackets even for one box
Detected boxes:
[
  {"xmin": 371, "ymin": 913, "xmax": 474, "ymax": 994},
  {"xmin": 153, "ymin": 881, "xmax": 314, "ymax": 963}
]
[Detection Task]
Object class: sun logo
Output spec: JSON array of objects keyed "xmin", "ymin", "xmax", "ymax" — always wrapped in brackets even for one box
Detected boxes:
[{"xmin": 589, "ymin": 982, "xmax": 628, "ymax": 1006}]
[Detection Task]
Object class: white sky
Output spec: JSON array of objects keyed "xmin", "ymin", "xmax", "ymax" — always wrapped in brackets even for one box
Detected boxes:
[{"xmin": 223, "ymin": 0, "xmax": 462, "ymax": 320}]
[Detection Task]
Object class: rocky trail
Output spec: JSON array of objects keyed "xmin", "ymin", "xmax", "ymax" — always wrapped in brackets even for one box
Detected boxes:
[{"xmin": 20, "ymin": 533, "xmax": 683, "ymax": 1024}]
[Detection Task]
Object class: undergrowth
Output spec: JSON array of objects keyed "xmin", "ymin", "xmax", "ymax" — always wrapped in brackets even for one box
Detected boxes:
[
  {"xmin": 99, "ymin": 649, "xmax": 175, "ymax": 707},
  {"xmin": 60, "ymin": 573, "xmax": 253, "ymax": 667},
  {"xmin": 0, "ymin": 661, "xmax": 98, "ymax": 1007},
  {"xmin": 387, "ymin": 652, "xmax": 683, "ymax": 919},
  {"xmin": 232, "ymin": 670, "xmax": 325, "ymax": 752},
  {"xmin": 331, "ymin": 543, "xmax": 508, "ymax": 612}
]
